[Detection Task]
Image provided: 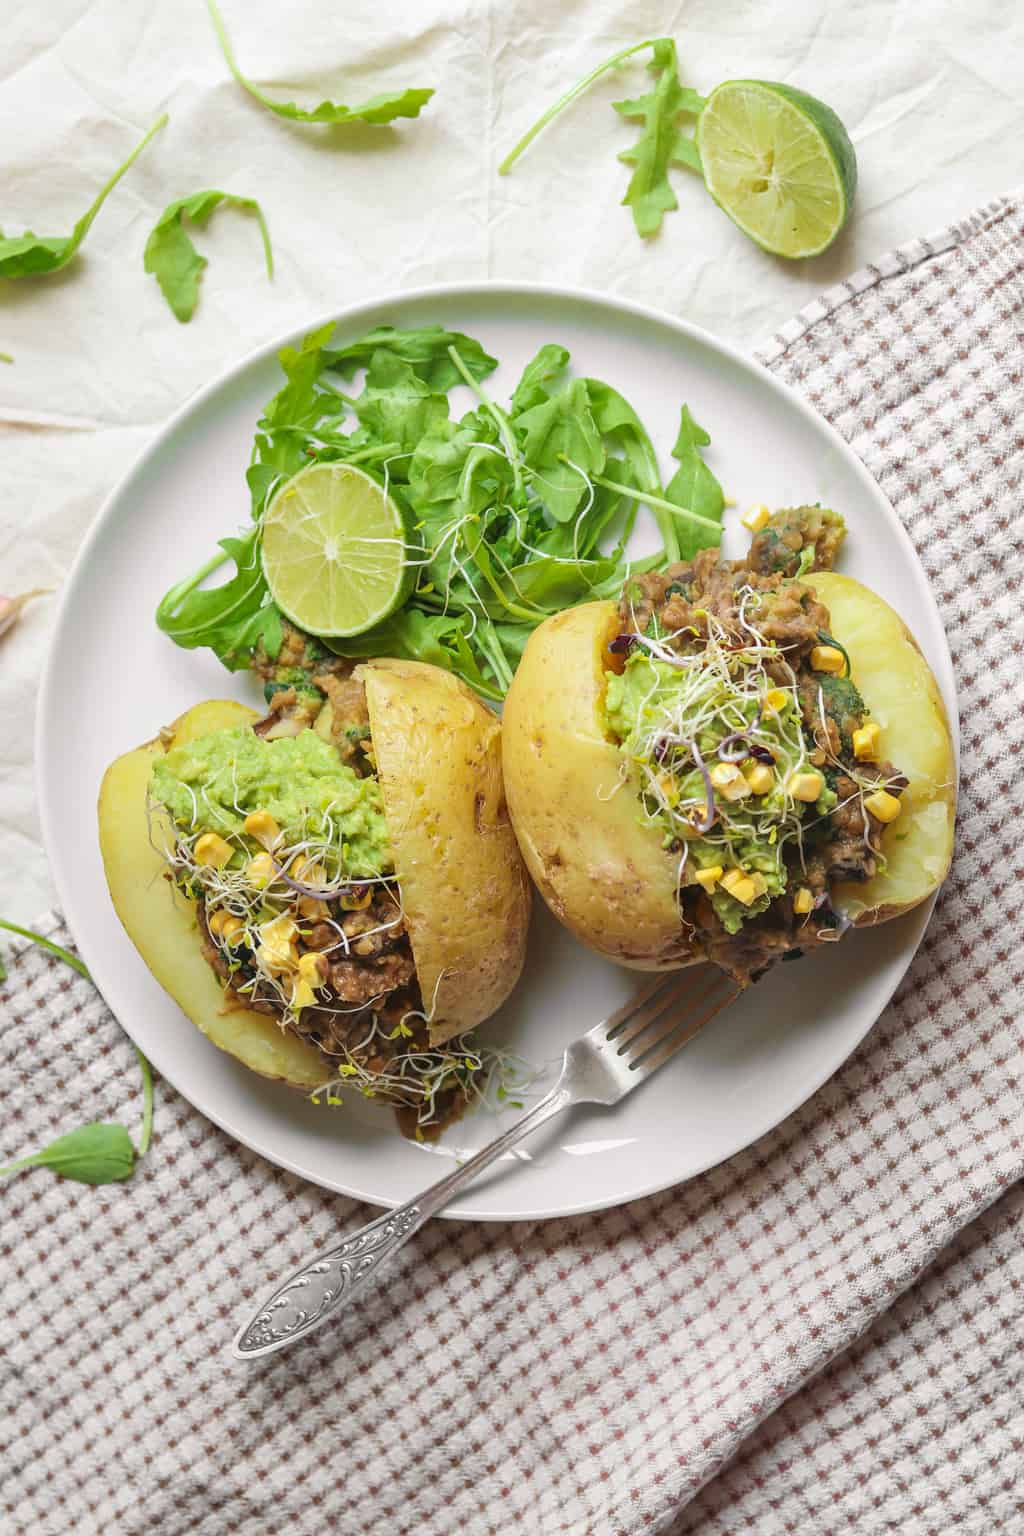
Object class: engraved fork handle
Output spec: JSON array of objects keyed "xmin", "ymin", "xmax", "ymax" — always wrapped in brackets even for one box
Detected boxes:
[{"xmin": 233, "ymin": 1080, "xmax": 573, "ymax": 1358}]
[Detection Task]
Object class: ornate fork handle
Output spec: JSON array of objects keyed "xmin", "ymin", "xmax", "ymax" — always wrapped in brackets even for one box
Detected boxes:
[{"xmin": 234, "ymin": 1083, "xmax": 572, "ymax": 1359}]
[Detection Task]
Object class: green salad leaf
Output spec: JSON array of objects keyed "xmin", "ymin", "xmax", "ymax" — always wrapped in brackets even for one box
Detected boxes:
[
  {"xmin": 0, "ymin": 920, "xmax": 154, "ymax": 1185},
  {"xmin": 0, "ymin": 1123, "xmax": 137, "ymax": 1186},
  {"xmin": 665, "ymin": 405, "xmax": 725, "ymax": 557},
  {"xmin": 206, "ymin": 0, "xmax": 433, "ymax": 126},
  {"xmin": 0, "ymin": 114, "xmax": 167, "ymax": 280},
  {"xmin": 156, "ymin": 324, "xmax": 726, "ymax": 699},
  {"xmin": 144, "ymin": 190, "xmax": 274, "ymax": 322},
  {"xmin": 614, "ymin": 40, "xmax": 705, "ymax": 236},
  {"xmin": 155, "ymin": 526, "xmax": 283, "ymax": 670}
]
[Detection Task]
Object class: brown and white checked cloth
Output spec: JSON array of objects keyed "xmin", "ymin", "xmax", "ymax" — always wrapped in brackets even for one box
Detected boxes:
[{"xmin": 3, "ymin": 191, "xmax": 1023, "ymax": 1536}]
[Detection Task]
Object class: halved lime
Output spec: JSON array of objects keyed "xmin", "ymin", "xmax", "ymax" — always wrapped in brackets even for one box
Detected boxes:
[
  {"xmin": 261, "ymin": 462, "xmax": 413, "ymax": 638},
  {"xmin": 697, "ymin": 80, "xmax": 857, "ymax": 259}
]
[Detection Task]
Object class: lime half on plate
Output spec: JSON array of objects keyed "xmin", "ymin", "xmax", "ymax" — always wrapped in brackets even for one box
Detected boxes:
[
  {"xmin": 261, "ymin": 461, "xmax": 413, "ymax": 638},
  {"xmin": 697, "ymin": 80, "xmax": 857, "ymax": 259}
]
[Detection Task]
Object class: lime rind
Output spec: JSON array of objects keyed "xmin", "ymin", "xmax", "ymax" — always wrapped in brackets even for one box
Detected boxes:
[
  {"xmin": 261, "ymin": 462, "xmax": 414, "ymax": 638},
  {"xmin": 697, "ymin": 79, "xmax": 857, "ymax": 259}
]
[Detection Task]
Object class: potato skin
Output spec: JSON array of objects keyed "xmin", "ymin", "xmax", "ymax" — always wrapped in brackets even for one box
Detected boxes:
[
  {"xmin": 501, "ymin": 581, "xmax": 956, "ymax": 967},
  {"xmin": 360, "ymin": 658, "xmax": 531, "ymax": 1043},
  {"xmin": 98, "ymin": 700, "xmax": 332, "ymax": 1091},
  {"xmin": 99, "ymin": 669, "xmax": 531, "ymax": 1082},
  {"xmin": 806, "ymin": 573, "xmax": 956, "ymax": 924},
  {"xmin": 501, "ymin": 602, "xmax": 694, "ymax": 970}
]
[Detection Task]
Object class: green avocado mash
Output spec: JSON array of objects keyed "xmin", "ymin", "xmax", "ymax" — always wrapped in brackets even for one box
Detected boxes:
[
  {"xmin": 150, "ymin": 725, "xmax": 392, "ymax": 879},
  {"xmin": 604, "ymin": 652, "xmax": 835, "ymax": 933}
]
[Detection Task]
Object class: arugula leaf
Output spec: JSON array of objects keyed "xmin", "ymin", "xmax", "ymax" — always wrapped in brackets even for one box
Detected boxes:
[
  {"xmin": 614, "ymin": 40, "xmax": 705, "ymax": 236},
  {"xmin": 664, "ymin": 404, "xmax": 724, "ymax": 557},
  {"xmin": 206, "ymin": 0, "xmax": 433, "ymax": 126},
  {"xmin": 0, "ymin": 114, "xmax": 167, "ymax": 280},
  {"xmin": 144, "ymin": 190, "xmax": 274, "ymax": 322},
  {"xmin": 0, "ymin": 920, "xmax": 154, "ymax": 1185},
  {"xmin": 326, "ymin": 325, "xmax": 498, "ymax": 391},
  {"xmin": 155, "ymin": 526, "xmax": 282, "ymax": 670},
  {"xmin": 509, "ymin": 344, "xmax": 570, "ymax": 414},
  {"xmin": 0, "ymin": 1124, "xmax": 136, "ymax": 1186},
  {"xmin": 354, "ymin": 353, "xmax": 449, "ymax": 451},
  {"xmin": 514, "ymin": 378, "xmax": 605, "ymax": 523}
]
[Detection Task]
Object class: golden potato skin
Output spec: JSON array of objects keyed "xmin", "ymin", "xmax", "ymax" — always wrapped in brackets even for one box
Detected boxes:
[
  {"xmin": 806, "ymin": 573, "xmax": 956, "ymax": 923},
  {"xmin": 501, "ymin": 602, "xmax": 693, "ymax": 970},
  {"xmin": 98, "ymin": 701, "xmax": 332, "ymax": 1090},
  {"xmin": 360, "ymin": 658, "xmax": 531, "ymax": 1043},
  {"xmin": 502, "ymin": 582, "xmax": 956, "ymax": 967}
]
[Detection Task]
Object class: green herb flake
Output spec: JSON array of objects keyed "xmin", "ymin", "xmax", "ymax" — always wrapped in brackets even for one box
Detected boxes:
[
  {"xmin": 206, "ymin": 0, "xmax": 433, "ymax": 127},
  {"xmin": 144, "ymin": 190, "xmax": 274, "ymax": 323},
  {"xmin": 0, "ymin": 115, "xmax": 167, "ymax": 281}
]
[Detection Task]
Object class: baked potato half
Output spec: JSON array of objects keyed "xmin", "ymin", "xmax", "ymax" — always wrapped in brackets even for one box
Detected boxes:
[
  {"xmin": 502, "ymin": 576, "xmax": 954, "ymax": 977},
  {"xmin": 98, "ymin": 662, "xmax": 530, "ymax": 1107}
]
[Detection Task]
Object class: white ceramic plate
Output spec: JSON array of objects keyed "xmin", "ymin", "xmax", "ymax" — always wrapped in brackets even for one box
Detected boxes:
[{"xmin": 37, "ymin": 283, "xmax": 957, "ymax": 1221}]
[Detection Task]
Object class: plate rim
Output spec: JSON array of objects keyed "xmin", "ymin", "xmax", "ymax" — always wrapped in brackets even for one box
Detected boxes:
[{"xmin": 36, "ymin": 278, "xmax": 959, "ymax": 1221}]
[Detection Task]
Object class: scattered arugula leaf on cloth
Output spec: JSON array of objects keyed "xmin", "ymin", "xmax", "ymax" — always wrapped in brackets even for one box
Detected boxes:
[
  {"xmin": 500, "ymin": 40, "xmax": 703, "ymax": 236},
  {"xmin": 155, "ymin": 324, "xmax": 724, "ymax": 701},
  {"xmin": 0, "ymin": 115, "xmax": 168, "ymax": 280},
  {"xmin": 206, "ymin": 0, "xmax": 433, "ymax": 126},
  {"xmin": 144, "ymin": 190, "xmax": 274, "ymax": 322},
  {"xmin": 0, "ymin": 919, "xmax": 154, "ymax": 1186}
]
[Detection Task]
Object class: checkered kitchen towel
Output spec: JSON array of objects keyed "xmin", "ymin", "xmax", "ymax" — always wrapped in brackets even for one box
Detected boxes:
[{"xmin": 3, "ymin": 192, "xmax": 1023, "ymax": 1536}]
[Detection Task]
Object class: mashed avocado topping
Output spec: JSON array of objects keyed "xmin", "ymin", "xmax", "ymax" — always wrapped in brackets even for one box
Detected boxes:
[
  {"xmin": 150, "ymin": 725, "xmax": 391, "ymax": 879},
  {"xmin": 604, "ymin": 643, "xmax": 836, "ymax": 935}
]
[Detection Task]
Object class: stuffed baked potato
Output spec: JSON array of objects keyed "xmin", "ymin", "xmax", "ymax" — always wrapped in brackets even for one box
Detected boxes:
[
  {"xmin": 99, "ymin": 659, "xmax": 531, "ymax": 1131},
  {"xmin": 502, "ymin": 508, "xmax": 955, "ymax": 984}
]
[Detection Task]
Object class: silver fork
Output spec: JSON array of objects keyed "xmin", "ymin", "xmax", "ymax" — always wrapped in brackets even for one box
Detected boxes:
[{"xmin": 233, "ymin": 966, "xmax": 739, "ymax": 1359}]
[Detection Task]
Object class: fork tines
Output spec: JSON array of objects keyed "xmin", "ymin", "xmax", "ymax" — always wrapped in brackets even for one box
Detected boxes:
[{"xmin": 598, "ymin": 967, "xmax": 739, "ymax": 1075}]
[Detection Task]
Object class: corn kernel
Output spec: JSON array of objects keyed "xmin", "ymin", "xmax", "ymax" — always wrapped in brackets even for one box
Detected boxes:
[
  {"xmin": 793, "ymin": 886, "xmax": 814, "ymax": 915},
  {"xmin": 297, "ymin": 895, "xmax": 329, "ymax": 921},
  {"xmin": 788, "ymin": 770, "xmax": 825, "ymax": 803},
  {"xmin": 720, "ymin": 868, "xmax": 758, "ymax": 905},
  {"xmin": 243, "ymin": 809, "xmax": 280, "ymax": 847},
  {"xmin": 694, "ymin": 864, "xmax": 723, "ymax": 892},
  {"xmin": 748, "ymin": 872, "xmax": 768, "ymax": 899},
  {"xmin": 246, "ymin": 851, "xmax": 278, "ymax": 889},
  {"xmin": 852, "ymin": 722, "xmax": 881, "ymax": 762},
  {"xmin": 194, "ymin": 832, "xmax": 234, "ymax": 869},
  {"xmin": 260, "ymin": 913, "xmax": 297, "ymax": 947},
  {"xmin": 290, "ymin": 978, "xmax": 318, "ymax": 1013},
  {"xmin": 294, "ymin": 859, "xmax": 327, "ymax": 888},
  {"xmin": 340, "ymin": 887, "xmax": 374, "ymax": 911},
  {"xmin": 297, "ymin": 951, "xmax": 323, "ymax": 986},
  {"xmin": 810, "ymin": 644, "xmax": 846, "ymax": 674},
  {"xmin": 744, "ymin": 763, "xmax": 775, "ymax": 796},
  {"xmin": 864, "ymin": 788, "xmax": 902, "ymax": 823},
  {"xmin": 763, "ymin": 688, "xmax": 790, "ymax": 716},
  {"xmin": 209, "ymin": 909, "xmax": 246, "ymax": 945},
  {"xmin": 710, "ymin": 762, "xmax": 751, "ymax": 801},
  {"xmin": 741, "ymin": 503, "xmax": 771, "ymax": 533}
]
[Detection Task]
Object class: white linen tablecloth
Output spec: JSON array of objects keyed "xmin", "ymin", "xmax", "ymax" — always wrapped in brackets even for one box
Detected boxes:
[{"xmin": 3, "ymin": 191, "xmax": 1023, "ymax": 1533}]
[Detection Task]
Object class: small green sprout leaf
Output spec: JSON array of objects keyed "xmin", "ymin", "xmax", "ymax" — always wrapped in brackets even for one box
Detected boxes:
[
  {"xmin": 145, "ymin": 190, "xmax": 274, "ymax": 322},
  {"xmin": 206, "ymin": 0, "xmax": 433, "ymax": 126},
  {"xmin": 0, "ymin": 115, "xmax": 168, "ymax": 280}
]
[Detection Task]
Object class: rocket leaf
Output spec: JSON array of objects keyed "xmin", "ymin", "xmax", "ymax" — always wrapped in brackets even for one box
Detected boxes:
[{"xmin": 144, "ymin": 189, "xmax": 274, "ymax": 322}]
